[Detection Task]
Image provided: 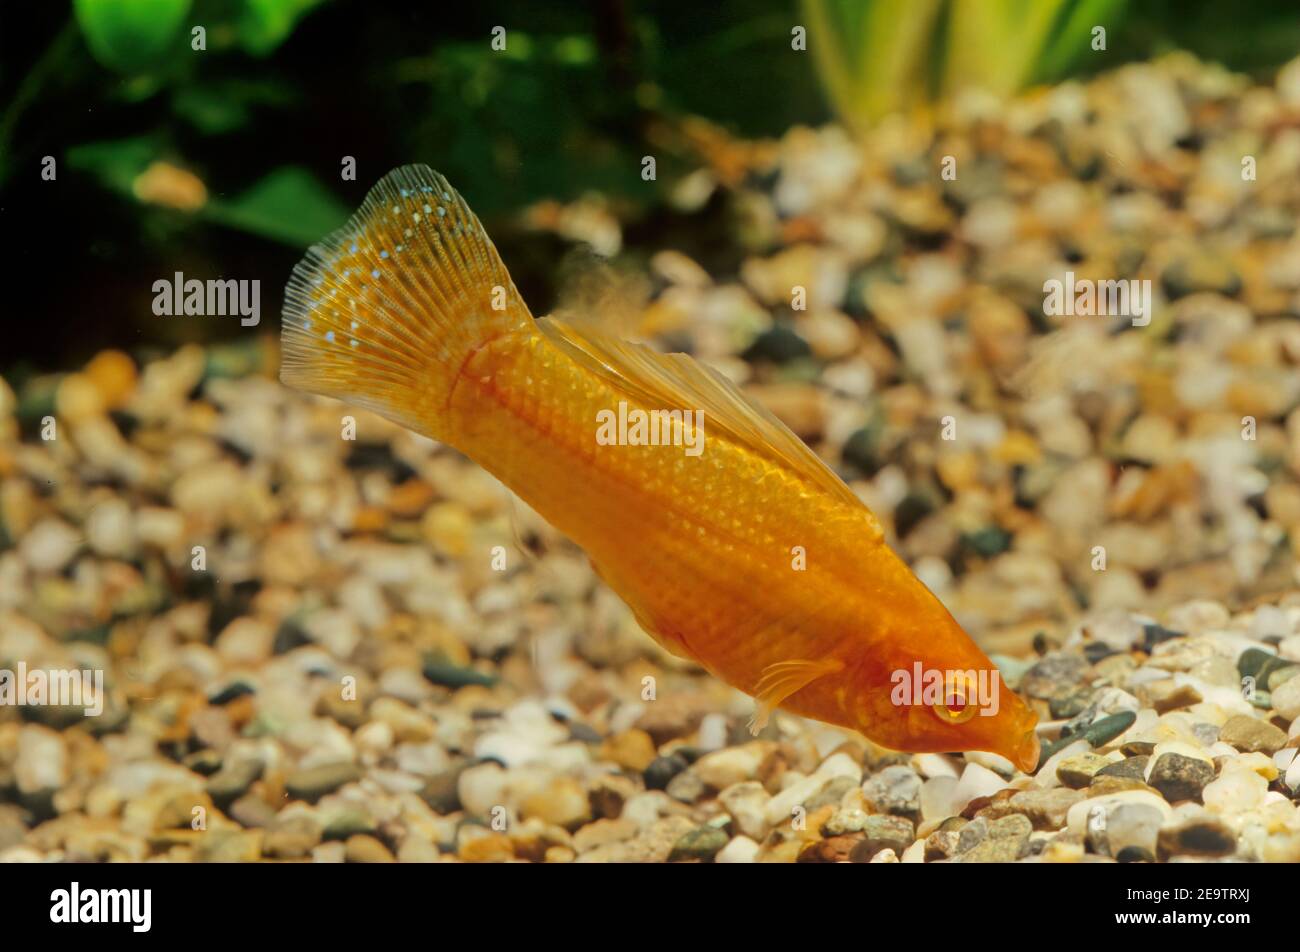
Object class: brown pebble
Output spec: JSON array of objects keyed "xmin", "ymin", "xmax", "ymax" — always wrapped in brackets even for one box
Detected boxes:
[
  {"xmin": 343, "ymin": 832, "xmax": 392, "ymax": 863},
  {"xmin": 1217, "ymin": 714, "xmax": 1288, "ymax": 755},
  {"xmin": 1096, "ymin": 755, "xmax": 1149, "ymax": 782},
  {"xmin": 459, "ymin": 833, "xmax": 516, "ymax": 863},
  {"xmin": 797, "ymin": 833, "xmax": 864, "ymax": 863}
]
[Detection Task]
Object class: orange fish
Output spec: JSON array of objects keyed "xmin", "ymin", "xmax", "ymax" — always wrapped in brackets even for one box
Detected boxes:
[{"xmin": 281, "ymin": 165, "xmax": 1041, "ymax": 772}]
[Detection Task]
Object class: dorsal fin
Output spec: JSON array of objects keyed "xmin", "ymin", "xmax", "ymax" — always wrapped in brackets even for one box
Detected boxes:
[{"xmin": 536, "ymin": 316, "xmax": 862, "ymax": 507}]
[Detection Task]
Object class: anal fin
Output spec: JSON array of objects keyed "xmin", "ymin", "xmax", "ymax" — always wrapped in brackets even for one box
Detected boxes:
[
  {"xmin": 589, "ymin": 556, "xmax": 696, "ymax": 663},
  {"xmin": 749, "ymin": 658, "xmax": 843, "ymax": 735},
  {"xmin": 632, "ymin": 609, "xmax": 695, "ymax": 662}
]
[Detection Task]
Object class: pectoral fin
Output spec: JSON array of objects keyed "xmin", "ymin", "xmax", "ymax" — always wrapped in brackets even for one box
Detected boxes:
[{"xmin": 749, "ymin": 657, "xmax": 844, "ymax": 735}]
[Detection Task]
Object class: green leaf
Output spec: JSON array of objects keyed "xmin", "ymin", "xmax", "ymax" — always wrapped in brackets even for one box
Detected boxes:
[
  {"xmin": 238, "ymin": 0, "xmax": 328, "ymax": 56},
  {"xmin": 1032, "ymin": 0, "xmax": 1129, "ymax": 84},
  {"xmin": 73, "ymin": 0, "xmax": 192, "ymax": 73},
  {"xmin": 66, "ymin": 135, "xmax": 159, "ymax": 193},
  {"xmin": 172, "ymin": 78, "xmax": 297, "ymax": 134},
  {"xmin": 204, "ymin": 166, "xmax": 350, "ymax": 246},
  {"xmin": 803, "ymin": 0, "xmax": 1138, "ymax": 129},
  {"xmin": 944, "ymin": 0, "xmax": 1069, "ymax": 97},
  {"xmin": 172, "ymin": 86, "xmax": 251, "ymax": 135}
]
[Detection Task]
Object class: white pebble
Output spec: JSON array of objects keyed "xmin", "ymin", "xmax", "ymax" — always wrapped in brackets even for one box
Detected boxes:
[
  {"xmin": 964, "ymin": 750, "xmax": 1015, "ymax": 776},
  {"xmin": 85, "ymin": 499, "xmax": 135, "ymax": 557},
  {"xmin": 1252, "ymin": 604, "xmax": 1291, "ymax": 638},
  {"xmin": 354, "ymin": 721, "xmax": 394, "ymax": 758},
  {"xmin": 952, "ymin": 762, "xmax": 1011, "ymax": 811},
  {"xmin": 765, "ymin": 773, "xmax": 831, "ymax": 826},
  {"xmin": 19, "ymin": 519, "xmax": 80, "ymax": 573},
  {"xmin": 900, "ymin": 839, "xmax": 927, "ymax": 863},
  {"xmin": 1066, "ymin": 790, "xmax": 1172, "ymax": 838},
  {"xmin": 715, "ymin": 835, "xmax": 760, "ymax": 863},
  {"xmin": 1271, "ymin": 672, "xmax": 1300, "ymax": 721},
  {"xmin": 1202, "ymin": 768, "xmax": 1268, "ymax": 815},
  {"xmin": 816, "ymin": 752, "xmax": 863, "ymax": 783},
  {"xmin": 920, "ymin": 776, "xmax": 959, "ymax": 822},
  {"xmin": 696, "ymin": 713, "xmax": 728, "ymax": 752},
  {"xmin": 15, "ymin": 725, "xmax": 67, "ymax": 794},
  {"xmin": 912, "ymin": 752, "xmax": 960, "ymax": 779},
  {"xmin": 456, "ymin": 762, "xmax": 510, "ymax": 817}
]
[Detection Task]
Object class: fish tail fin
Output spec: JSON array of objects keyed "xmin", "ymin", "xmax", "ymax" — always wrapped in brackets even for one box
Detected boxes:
[{"xmin": 280, "ymin": 164, "xmax": 531, "ymax": 437}]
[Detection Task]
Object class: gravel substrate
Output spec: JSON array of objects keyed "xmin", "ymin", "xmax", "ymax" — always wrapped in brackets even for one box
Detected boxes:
[{"xmin": 1, "ymin": 53, "xmax": 1300, "ymax": 862}]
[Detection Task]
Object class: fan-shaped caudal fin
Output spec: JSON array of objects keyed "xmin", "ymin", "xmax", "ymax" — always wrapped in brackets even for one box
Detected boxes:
[{"xmin": 281, "ymin": 164, "xmax": 531, "ymax": 438}]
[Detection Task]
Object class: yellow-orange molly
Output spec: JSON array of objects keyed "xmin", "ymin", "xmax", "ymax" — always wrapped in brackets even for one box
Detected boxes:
[{"xmin": 281, "ymin": 165, "xmax": 1040, "ymax": 771}]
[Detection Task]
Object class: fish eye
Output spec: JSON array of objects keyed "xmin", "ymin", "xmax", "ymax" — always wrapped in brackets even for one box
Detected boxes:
[{"xmin": 932, "ymin": 673, "xmax": 978, "ymax": 725}]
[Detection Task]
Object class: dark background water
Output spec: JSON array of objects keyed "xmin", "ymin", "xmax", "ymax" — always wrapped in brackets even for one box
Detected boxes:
[
  {"xmin": 2, "ymin": 0, "xmax": 1299, "ymax": 379},
  {"xmin": 0, "ymin": 0, "xmax": 830, "ymax": 378}
]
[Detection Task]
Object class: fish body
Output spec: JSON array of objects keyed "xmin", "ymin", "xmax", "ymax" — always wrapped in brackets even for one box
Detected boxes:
[{"xmin": 281, "ymin": 165, "xmax": 1040, "ymax": 771}]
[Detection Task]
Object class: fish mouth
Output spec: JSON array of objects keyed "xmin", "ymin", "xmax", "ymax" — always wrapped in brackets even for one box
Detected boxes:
[{"xmin": 1013, "ymin": 729, "xmax": 1041, "ymax": 774}]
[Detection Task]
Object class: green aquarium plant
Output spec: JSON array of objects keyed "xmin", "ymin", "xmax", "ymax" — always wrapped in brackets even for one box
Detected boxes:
[
  {"xmin": 73, "ymin": 0, "xmax": 324, "ymax": 72},
  {"xmin": 801, "ymin": 0, "xmax": 1127, "ymax": 130}
]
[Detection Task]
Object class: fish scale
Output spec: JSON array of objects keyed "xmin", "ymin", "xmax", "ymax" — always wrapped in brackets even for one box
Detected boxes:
[{"xmin": 448, "ymin": 333, "xmax": 866, "ymax": 691}]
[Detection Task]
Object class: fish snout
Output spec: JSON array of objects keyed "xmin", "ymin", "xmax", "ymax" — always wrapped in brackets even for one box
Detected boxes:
[{"xmin": 1012, "ymin": 728, "xmax": 1040, "ymax": 774}]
